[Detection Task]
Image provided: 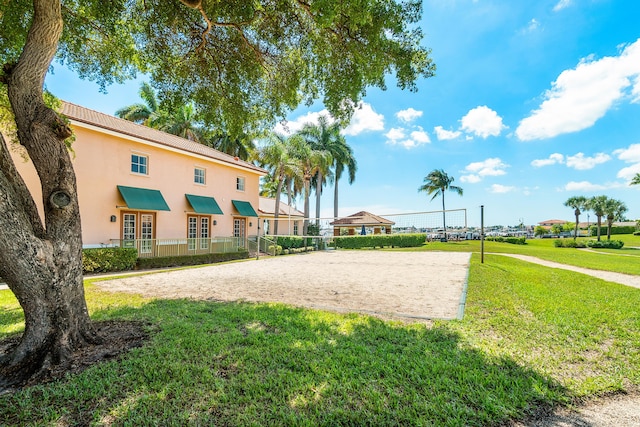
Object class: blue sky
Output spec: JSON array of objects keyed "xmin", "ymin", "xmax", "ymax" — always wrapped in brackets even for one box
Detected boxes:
[{"xmin": 45, "ymin": 0, "xmax": 640, "ymax": 227}]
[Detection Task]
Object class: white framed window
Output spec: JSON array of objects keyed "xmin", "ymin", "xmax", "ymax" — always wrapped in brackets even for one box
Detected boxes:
[
  {"xmin": 194, "ymin": 167, "xmax": 206, "ymax": 185},
  {"xmin": 236, "ymin": 176, "xmax": 245, "ymax": 191},
  {"xmin": 131, "ymin": 154, "xmax": 148, "ymax": 175},
  {"xmin": 293, "ymin": 221, "xmax": 299, "ymax": 236}
]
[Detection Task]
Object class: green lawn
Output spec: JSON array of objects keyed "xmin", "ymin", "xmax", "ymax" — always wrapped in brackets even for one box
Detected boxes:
[
  {"xmin": 1, "ymin": 241, "xmax": 639, "ymax": 426},
  {"xmin": 418, "ymin": 236, "xmax": 640, "ymax": 275}
]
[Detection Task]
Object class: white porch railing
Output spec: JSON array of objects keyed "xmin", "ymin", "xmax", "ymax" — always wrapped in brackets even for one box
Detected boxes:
[{"xmin": 109, "ymin": 237, "xmax": 249, "ymax": 258}]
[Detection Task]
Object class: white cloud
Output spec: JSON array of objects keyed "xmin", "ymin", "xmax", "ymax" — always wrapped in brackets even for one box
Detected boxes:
[
  {"xmin": 274, "ymin": 110, "xmax": 329, "ymax": 135},
  {"xmin": 490, "ymin": 184, "xmax": 516, "ymax": 194},
  {"xmin": 516, "ymin": 39, "xmax": 640, "ymax": 141},
  {"xmin": 614, "ymin": 143, "xmax": 640, "ymax": 181},
  {"xmin": 553, "ymin": 0, "xmax": 572, "ymax": 12},
  {"xmin": 564, "ymin": 181, "xmax": 610, "ymax": 192},
  {"xmin": 385, "ymin": 126, "xmax": 430, "ymax": 148},
  {"xmin": 565, "ymin": 152, "xmax": 611, "ymax": 170},
  {"xmin": 614, "ymin": 143, "xmax": 640, "ymax": 163},
  {"xmin": 460, "ymin": 174, "xmax": 481, "ymax": 184},
  {"xmin": 521, "ymin": 19, "xmax": 540, "ymax": 34},
  {"xmin": 617, "ymin": 164, "xmax": 640, "ymax": 181},
  {"xmin": 434, "ymin": 126, "xmax": 462, "ymax": 141},
  {"xmin": 396, "ymin": 108, "xmax": 423, "ymax": 123},
  {"xmin": 464, "ymin": 157, "xmax": 509, "ymax": 177},
  {"xmin": 531, "ymin": 153, "xmax": 564, "ymax": 167},
  {"xmin": 460, "ymin": 106, "xmax": 506, "ymax": 139},
  {"xmin": 385, "ymin": 127, "xmax": 405, "ymax": 141},
  {"xmin": 410, "ymin": 128, "xmax": 431, "ymax": 144},
  {"xmin": 274, "ymin": 102, "xmax": 384, "ymax": 137},
  {"xmin": 343, "ymin": 102, "xmax": 385, "ymax": 136}
]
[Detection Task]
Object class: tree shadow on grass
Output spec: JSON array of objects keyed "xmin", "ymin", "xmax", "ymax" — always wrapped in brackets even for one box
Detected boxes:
[{"xmin": 0, "ymin": 298, "xmax": 569, "ymax": 426}]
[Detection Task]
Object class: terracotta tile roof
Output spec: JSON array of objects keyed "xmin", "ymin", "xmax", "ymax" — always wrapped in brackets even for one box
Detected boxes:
[
  {"xmin": 258, "ymin": 197, "xmax": 305, "ymax": 217},
  {"xmin": 61, "ymin": 101, "xmax": 267, "ymax": 175},
  {"xmin": 330, "ymin": 211, "xmax": 395, "ymax": 226}
]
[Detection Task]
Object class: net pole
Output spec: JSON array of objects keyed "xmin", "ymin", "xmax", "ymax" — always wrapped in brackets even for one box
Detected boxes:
[{"xmin": 481, "ymin": 205, "xmax": 485, "ymax": 263}]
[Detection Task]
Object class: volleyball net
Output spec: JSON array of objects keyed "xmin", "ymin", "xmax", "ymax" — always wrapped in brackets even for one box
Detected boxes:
[{"xmin": 259, "ymin": 208, "xmax": 468, "ymax": 240}]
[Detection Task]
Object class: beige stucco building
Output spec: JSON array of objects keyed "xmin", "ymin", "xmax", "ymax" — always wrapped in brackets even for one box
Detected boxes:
[
  {"xmin": 258, "ymin": 197, "xmax": 305, "ymax": 236},
  {"xmin": 10, "ymin": 102, "xmax": 266, "ymax": 254}
]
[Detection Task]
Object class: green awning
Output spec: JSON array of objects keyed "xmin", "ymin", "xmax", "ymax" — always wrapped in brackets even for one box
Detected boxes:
[
  {"xmin": 186, "ymin": 194, "xmax": 223, "ymax": 215},
  {"xmin": 232, "ymin": 200, "xmax": 258, "ymax": 217},
  {"xmin": 117, "ymin": 185, "xmax": 170, "ymax": 211}
]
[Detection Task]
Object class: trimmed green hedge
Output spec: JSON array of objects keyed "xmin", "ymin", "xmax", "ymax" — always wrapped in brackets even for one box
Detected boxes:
[
  {"xmin": 275, "ymin": 236, "xmax": 305, "ymax": 249},
  {"xmin": 590, "ymin": 225, "xmax": 635, "ymax": 236},
  {"xmin": 136, "ymin": 251, "xmax": 249, "ymax": 269},
  {"xmin": 333, "ymin": 233, "xmax": 425, "ymax": 249},
  {"xmin": 83, "ymin": 247, "xmax": 138, "ymax": 273},
  {"xmin": 485, "ymin": 236, "xmax": 527, "ymax": 245},
  {"xmin": 587, "ymin": 240, "xmax": 624, "ymax": 249},
  {"xmin": 554, "ymin": 239, "xmax": 587, "ymax": 248}
]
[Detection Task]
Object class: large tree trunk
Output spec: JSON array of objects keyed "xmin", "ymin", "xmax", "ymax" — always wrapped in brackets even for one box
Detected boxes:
[{"xmin": 0, "ymin": 0, "xmax": 99, "ymax": 390}]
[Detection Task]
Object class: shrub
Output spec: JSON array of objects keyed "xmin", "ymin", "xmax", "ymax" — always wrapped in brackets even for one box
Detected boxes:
[
  {"xmin": 554, "ymin": 239, "xmax": 587, "ymax": 248},
  {"xmin": 268, "ymin": 245, "xmax": 283, "ymax": 255},
  {"xmin": 485, "ymin": 236, "xmax": 527, "ymax": 245},
  {"xmin": 333, "ymin": 233, "xmax": 425, "ymax": 249},
  {"xmin": 82, "ymin": 247, "xmax": 138, "ymax": 273},
  {"xmin": 633, "ymin": 231, "xmax": 640, "ymax": 236},
  {"xmin": 587, "ymin": 240, "xmax": 624, "ymax": 249},
  {"xmin": 589, "ymin": 225, "xmax": 635, "ymax": 236},
  {"xmin": 136, "ymin": 251, "xmax": 249, "ymax": 269},
  {"xmin": 275, "ymin": 236, "xmax": 305, "ymax": 249}
]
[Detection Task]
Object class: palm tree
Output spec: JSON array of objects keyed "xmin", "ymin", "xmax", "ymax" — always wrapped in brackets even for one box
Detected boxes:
[
  {"xmin": 564, "ymin": 196, "xmax": 588, "ymax": 240},
  {"xmin": 298, "ymin": 116, "xmax": 349, "ymax": 224},
  {"xmin": 207, "ymin": 131, "xmax": 256, "ymax": 160},
  {"xmin": 115, "ymin": 82, "xmax": 160, "ymax": 125},
  {"xmin": 332, "ymin": 141, "xmax": 357, "ymax": 220},
  {"xmin": 288, "ymin": 138, "xmax": 331, "ymax": 235},
  {"xmin": 586, "ymin": 195, "xmax": 608, "ymax": 241},
  {"xmin": 259, "ymin": 174, "xmax": 279, "ymax": 198},
  {"xmin": 418, "ymin": 169, "xmax": 463, "ymax": 241},
  {"xmin": 630, "ymin": 173, "xmax": 640, "ymax": 186},
  {"xmin": 604, "ymin": 198, "xmax": 628, "ymax": 240},
  {"xmin": 253, "ymin": 134, "xmax": 301, "ymax": 236},
  {"xmin": 156, "ymin": 103, "xmax": 204, "ymax": 142}
]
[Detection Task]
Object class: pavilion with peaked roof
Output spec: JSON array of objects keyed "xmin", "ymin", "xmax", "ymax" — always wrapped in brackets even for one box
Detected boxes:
[{"xmin": 329, "ymin": 211, "xmax": 395, "ymax": 236}]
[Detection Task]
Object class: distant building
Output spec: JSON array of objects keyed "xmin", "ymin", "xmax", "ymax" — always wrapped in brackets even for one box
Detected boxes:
[
  {"xmin": 330, "ymin": 211, "xmax": 395, "ymax": 236},
  {"xmin": 537, "ymin": 219, "xmax": 567, "ymax": 228}
]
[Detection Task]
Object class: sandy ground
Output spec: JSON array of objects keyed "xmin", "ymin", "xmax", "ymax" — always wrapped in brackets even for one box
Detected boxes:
[{"xmin": 96, "ymin": 250, "xmax": 472, "ymax": 321}]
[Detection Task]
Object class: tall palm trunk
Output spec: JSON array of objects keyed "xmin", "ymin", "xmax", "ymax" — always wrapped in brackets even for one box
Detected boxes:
[
  {"xmin": 273, "ymin": 174, "xmax": 285, "ymax": 236},
  {"xmin": 303, "ymin": 175, "xmax": 311, "ymax": 236},
  {"xmin": 315, "ymin": 172, "xmax": 323, "ymax": 225}
]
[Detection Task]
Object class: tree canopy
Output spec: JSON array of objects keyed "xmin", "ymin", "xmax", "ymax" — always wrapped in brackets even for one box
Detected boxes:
[
  {"xmin": 2, "ymin": 0, "xmax": 434, "ymax": 136},
  {"xmin": 0, "ymin": 0, "xmax": 435, "ymax": 389}
]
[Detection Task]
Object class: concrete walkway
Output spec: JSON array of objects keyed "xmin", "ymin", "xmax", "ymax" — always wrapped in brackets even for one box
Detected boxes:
[{"xmin": 492, "ymin": 253, "xmax": 640, "ymax": 289}]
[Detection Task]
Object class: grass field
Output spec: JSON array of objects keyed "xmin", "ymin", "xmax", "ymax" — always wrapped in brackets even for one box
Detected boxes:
[{"xmin": 1, "ymin": 238, "xmax": 639, "ymax": 426}]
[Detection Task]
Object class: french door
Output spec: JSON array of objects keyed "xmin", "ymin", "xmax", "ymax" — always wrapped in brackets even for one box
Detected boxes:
[
  {"xmin": 233, "ymin": 218, "xmax": 246, "ymax": 247},
  {"xmin": 122, "ymin": 212, "xmax": 155, "ymax": 254}
]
